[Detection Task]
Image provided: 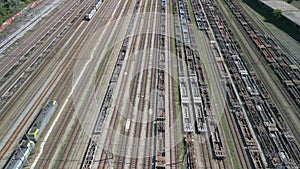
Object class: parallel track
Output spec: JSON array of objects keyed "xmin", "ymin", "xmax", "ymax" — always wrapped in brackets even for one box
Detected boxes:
[
  {"xmin": 0, "ymin": 0, "xmax": 91, "ymax": 113},
  {"xmin": 129, "ymin": 0, "xmax": 157, "ymax": 167},
  {"xmin": 0, "ymin": 0, "xmax": 99, "ymax": 164},
  {"xmin": 223, "ymin": 102, "xmax": 252, "ymax": 168},
  {"xmin": 94, "ymin": 0, "xmax": 145, "ymax": 168},
  {"xmin": 115, "ymin": 1, "xmax": 149, "ymax": 167},
  {"xmin": 0, "ymin": 0, "xmax": 75, "ymax": 74},
  {"xmin": 35, "ymin": 0, "xmax": 124, "ymax": 167}
]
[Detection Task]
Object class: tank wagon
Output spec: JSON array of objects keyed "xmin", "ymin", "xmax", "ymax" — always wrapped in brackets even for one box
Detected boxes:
[
  {"xmin": 4, "ymin": 100, "xmax": 58, "ymax": 169},
  {"xmin": 84, "ymin": 0, "xmax": 103, "ymax": 21}
]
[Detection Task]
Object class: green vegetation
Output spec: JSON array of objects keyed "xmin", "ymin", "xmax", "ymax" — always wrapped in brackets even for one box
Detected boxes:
[
  {"xmin": 185, "ymin": 1, "xmax": 239, "ymax": 167},
  {"xmin": 52, "ymin": 142, "xmax": 67, "ymax": 168},
  {"xmin": 186, "ymin": 0, "xmax": 197, "ymax": 27},
  {"xmin": 272, "ymin": 9, "xmax": 282, "ymax": 19},
  {"xmin": 178, "ymin": 141, "xmax": 185, "ymax": 164},
  {"xmin": 119, "ymin": 117, "xmax": 125, "ymax": 129},
  {"xmin": 241, "ymin": 0, "xmax": 300, "ymax": 42},
  {"xmin": 220, "ymin": 115, "xmax": 240, "ymax": 168},
  {"xmin": 170, "ymin": 0, "xmax": 184, "ymax": 165},
  {"xmin": 0, "ymin": 0, "xmax": 35, "ymax": 23},
  {"xmin": 0, "ymin": 0, "xmax": 19, "ymax": 22},
  {"xmin": 95, "ymin": 49, "xmax": 112, "ymax": 81},
  {"xmin": 286, "ymin": 0, "xmax": 293, "ymax": 3}
]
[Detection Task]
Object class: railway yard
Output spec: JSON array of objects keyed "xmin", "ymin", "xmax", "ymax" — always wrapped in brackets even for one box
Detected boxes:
[{"xmin": 0, "ymin": 0, "xmax": 299, "ymax": 168}]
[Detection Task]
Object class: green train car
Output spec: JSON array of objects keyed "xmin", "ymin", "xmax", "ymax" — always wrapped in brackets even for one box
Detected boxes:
[{"xmin": 27, "ymin": 100, "xmax": 58, "ymax": 142}]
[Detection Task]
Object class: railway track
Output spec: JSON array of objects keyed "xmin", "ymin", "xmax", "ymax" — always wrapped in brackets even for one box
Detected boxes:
[
  {"xmin": 33, "ymin": 47, "xmax": 79, "ymax": 168},
  {"xmin": 80, "ymin": 0, "xmax": 147, "ymax": 168},
  {"xmin": 152, "ymin": 0, "xmax": 182, "ymax": 168},
  {"xmin": 140, "ymin": 1, "xmax": 159, "ymax": 167},
  {"xmin": 128, "ymin": 0, "xmax": 160, "ymax": 168},
  {"xmin": 200, "ymin": 0, "xmax": 300, "ymax": 167},
  {"xmin": 174, "ymin": 0, "xmax": 227, "ymax": 168},
  {"xmin": 0, "ymin": 0, "xmax": 92, "ymax": 112},
  {"xmin": 93, "ymin": 0, "xmax": 169, "ymax": 168},
  {"xmin": 172, "ymin": 0, "xmax": 199, "ymax": 168},
  {"xmin": 37, "ymin": 101, "xmax": 75, "ymax": 168},
  {"xmin": 129, "ymin": 61, "xmax": 149, "ymax": 168},
  {"xmin": 115, "ymin": 1, "xmax": 151, "ymax": 167},
  {"xmin": 236, "ymin": 0, "xmax": 300, "ymax": 65},
  {"xmin": 217, "ymin": 159, "xmax": 226, "ymax": 169},
  {"xmin": 196, "ymin": 24, "xmax": 240, "ymax": 168},
  {"xmin": 201, "ymin": 136, "xmax": 212, "ymax": 168},
  {"xmin": 0, "ymin": 0, "xmax": 74, "ymax": 72},
  {"xmin": 0, "ymin": 0, "xmax": 105, "ymax": 166},
  {"xmin": 223, "ymin": 0, "xmax": 300, "ymax": 108},
  {"xmin": 166, "ymin": 0, "xmax": 180, "ymax": 168},
  {"xmin": 0, "ymin": 0, "xmax": 81, "ymax": 81},
  {"xmin": 154, "ymin": 0, "xmax": 167, "ymax": 168},
  {"xmin": 222, "ymin": 0, "xmax": 300, "ymax": 166},
  {"xmin": 199, "ymin": 0, "xmax": 268, "ymax": 167},
  {"xmin": 2, "ymin": 0, "xmax": 298, "ymax": 168},
  {"xmin": 0, "ymin": 29, "xmax": 78, "ymax": 162},
  {"xmin": 219, "ymin": 0, "xmax": 300, "ymax": 144},
  {"xmin": 165, "ymin": 0, "xmax": 180, "ymax": 166},
  {"xmin": 34, "ymin": 0, "xmax": 132, "ymax": 168},
  {"xmin": 92, "ymin": 1, "xmax": 135, "ymax": 168},
  {"xmin": 0, "ymin": 0, "xmax": 66, "ymax": 56},
  {"xmin": 223, "ymin": 102, "xmax": 252, "ymax": 168}
]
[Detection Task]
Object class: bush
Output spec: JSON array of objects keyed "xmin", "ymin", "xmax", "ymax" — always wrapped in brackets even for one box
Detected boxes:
[
  {"xmin": 0, "ymin": 0, "xmax": 35, "ymax": 24},
  {"xmin": 272, "ymin": 9, "xmax": 282, "ymax": 19}
]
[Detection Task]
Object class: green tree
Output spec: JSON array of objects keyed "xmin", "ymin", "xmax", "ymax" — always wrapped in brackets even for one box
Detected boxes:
[
  {"xmin": 272, "ymin": 9, "xmax": 282, "ymax": 19},
  {"xmin": 7, "ymin": 0, "xmax": 18, "ymax": 12}
]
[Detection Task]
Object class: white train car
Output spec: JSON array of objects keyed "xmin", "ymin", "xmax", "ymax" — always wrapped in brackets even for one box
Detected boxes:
[{"xmin": 84, "ymin": 0, "xmax": 103, "ymax": 21}]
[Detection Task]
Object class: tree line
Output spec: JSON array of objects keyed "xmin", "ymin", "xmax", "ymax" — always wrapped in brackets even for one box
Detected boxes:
[{"xmin": 0, "ymin": 0, "xmax": 35, "ymax": 23}]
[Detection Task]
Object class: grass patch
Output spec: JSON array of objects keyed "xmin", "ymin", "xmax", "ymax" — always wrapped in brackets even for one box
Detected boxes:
[
  {"xmin": 52, "ymin": 142, "xmax": 67, "ymax": 168},
  {"xmin": 240, "ymin": 0, "xmax": 300, "ymax": 42},
  {"xmin": 220, "ymin": 115, "xmax": 240, "ymax": 168},
  {"xmin": 0, "ymin": 0, "xmax": 36, "ymax": 23},
  {"xmin": 178, "ymin": 140, "xmax": 185, "ymax": 163},
  {"xmin": 186, "ymin": 0, "xmax": 197, "ymax": 28},
  {"xmin": 119, "ymin": 117, "xmax": 125, "ymax": 129},
  {"xmin": 94, "ymin": 49, "xmax": 112, "ymax": 81},
  {"xmin": 51, "ymin": 122, "xmax": 76, "ymax": 169},
  {"xmin": 189, "ymin": 0, "xmax": 227, "ymax": 116},
  {"xmin": 170, "ymin": 0, "xmax": 185, "ymax": 164},
  {"xmin": 187, "ymin": 1, "xmax": 239, "ymax": 167}
]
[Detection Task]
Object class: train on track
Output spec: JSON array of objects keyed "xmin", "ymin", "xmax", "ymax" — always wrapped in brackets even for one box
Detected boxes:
[
  {"xmin": 5, "ymin": 100, "xmax": 58, "ymax": 169},
  {"xmin": 84, "ymin": 0, "xmax": 103, "ymax": 21}
]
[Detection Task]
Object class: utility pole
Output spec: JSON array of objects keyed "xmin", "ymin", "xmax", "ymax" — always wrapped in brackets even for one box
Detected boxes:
[{"xmin": 105, "ymin": 149, "xmax": 112, "ymax": 169}]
